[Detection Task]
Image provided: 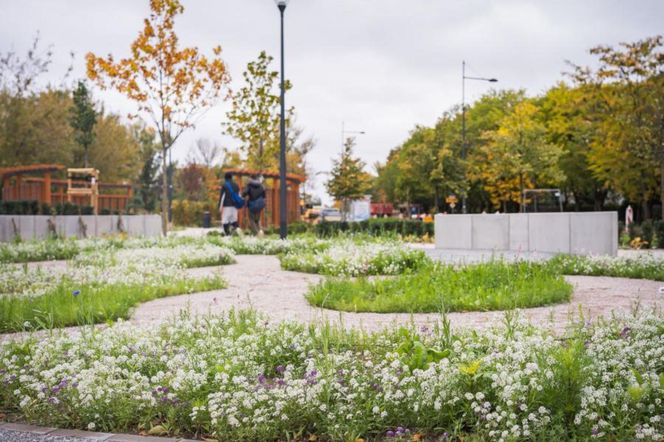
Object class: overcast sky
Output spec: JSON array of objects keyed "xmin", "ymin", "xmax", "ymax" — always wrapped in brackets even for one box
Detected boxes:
[{"xmin": 1, "ymin": 0, "xmax": 663, "ymax": 203}]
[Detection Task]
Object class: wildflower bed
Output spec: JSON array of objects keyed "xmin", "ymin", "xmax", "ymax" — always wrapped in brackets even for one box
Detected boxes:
[
  {"xmin": 550, "ymin": 253, "xmax": 664, "ymax": 281},
  {"xmin": 279, "ymin": 239, "xmax": 429, "ymax": 276},
  {"xmin": 0, "ymin": 240, "xmax": 233, "ymax": 332},
  {"xmin": 0, "ymin": 309, "xmax": 661, "ymax": 441},
  {"xmin": 307, "ymin": 261, "xmax": 573, "ymax": 313}
]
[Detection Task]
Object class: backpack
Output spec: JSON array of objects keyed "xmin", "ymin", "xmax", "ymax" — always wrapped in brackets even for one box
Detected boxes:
[
  {"xmin": 248, "ymin": 196, "xmax": 266, "ymax": 213},
  {"xmin": 225, "ymin": 181, "xmax": 245, "ymax": 209}
]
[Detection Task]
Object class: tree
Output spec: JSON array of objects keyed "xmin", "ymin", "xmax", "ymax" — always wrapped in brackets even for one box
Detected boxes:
[
  {"xmin": 223, "ymin": 51, "xmax": 291, "ymax": 171},
  {"xmin": 188, "ymin": 138, "xmax": 221, "ymax": 168},
  {"xmin": 326, "ymin": 137, "xmax": 372, "ymax": 220},
  {"xmin": 70, "ymin": 80, "xmax": 97, "ymax": 167},
  {"xmin": 87, "ymin": 0, "xmax": 229, "ymax": 234},
  {"xmin": 481, "ymin": 101, "xmax": 564, "ymax": 211},
  {"xmin": 131, "ymin": 125, "xmax": 161, "ymax": 212},
  {"xmin": 540, "ymin": 82, "xmax": 607, "ymax": 210},
  {"xmin": 569, "ymin": 35, "xmax": 664, "ymax": 219}
]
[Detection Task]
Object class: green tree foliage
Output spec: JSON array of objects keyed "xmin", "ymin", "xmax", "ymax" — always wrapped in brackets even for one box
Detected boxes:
[
  {"xmin": 569, "ymin": 35, "xmax": 664, "ymax": 219},
  {"xmin": 223, "ymin": 51, "xmax": 290, "ymax": 171},
  {"xmin": 326, "ymin": 138, "xmax": 372, "ymax": 220},
  {"xmin": 131, "ymin": 125, "xmax": 161, "ymax": 212},
  {"xmin": 540, "ymin": 83, "xmax": 607, "ymax": 210},
  {"xmin": 481, "ymin": 101, "xmax": 564, "ymax": 211},
  {"xmin": 69, "ymin": 80, "xmax": 97, "ymax": 167},
  {"xmin": 223, "ymin": 51, "xmax": 314, "ymax": 177}
]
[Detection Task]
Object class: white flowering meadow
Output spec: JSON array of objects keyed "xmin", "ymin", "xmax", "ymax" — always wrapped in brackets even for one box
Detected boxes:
[
  {"xmin": 549, "ymin": 253, "xmax": 664, "ymax": 281},
  {"xmin": 207, "ymin": 234, "xmax": 327, "ymax": 256},
  {"xmin": 279, "ymin": 239, "xmax": 428, "ymax": 276},
  {"xmin": 0, "ymin": 309, "xmax": 661, "ymax": 441},
  {"xmin": 0, "ymin": 238, "xmax": 80, "ymax": 263}
]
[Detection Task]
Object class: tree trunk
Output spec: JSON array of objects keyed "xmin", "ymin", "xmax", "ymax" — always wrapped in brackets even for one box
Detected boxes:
[
  {"xmin": 661, "ymin": 158, "xmax": 664, "ymax": 220},
  {"xmin": 519, "ymin": 174, "xmax": 525, "ymax": 213},
  {"xmin": 161, "ymin": 148, "xmax": 168, "ymax": 236},
  {"xmin": 642, "ymin": 199, "xmax": 651, "ymax": 222}
]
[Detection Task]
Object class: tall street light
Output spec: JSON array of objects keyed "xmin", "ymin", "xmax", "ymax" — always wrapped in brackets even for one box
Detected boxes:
[
  {"xmin": 341, "ymin": 121, "xmax": 366, "ymax": 149},
  {"xmin": 275, "ymin": 0, "xmax": 289, "ymax": 239},
  {"xmin": 461, "ymin": 60, "xmax": 497, "ymax": 214}
]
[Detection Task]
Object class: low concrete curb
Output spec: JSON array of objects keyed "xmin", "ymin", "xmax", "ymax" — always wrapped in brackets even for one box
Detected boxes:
[{"xmin": 0, "ymin": 423, "xmax": 198, "ymax": 441}]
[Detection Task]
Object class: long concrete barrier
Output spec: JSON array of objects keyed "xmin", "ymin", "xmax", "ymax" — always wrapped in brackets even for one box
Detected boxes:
[
  {"xmin": 0, "ymin": 215, "xmax": 162, "ymax": 242},
  {"xmin": 434, "ymin": 212, "xmax": 618, "ymax": 256}
]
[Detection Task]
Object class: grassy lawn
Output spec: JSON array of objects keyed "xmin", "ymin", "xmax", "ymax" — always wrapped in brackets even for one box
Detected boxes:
[
  {"xmin": 0, "ymin": 276, "xmax": 226, "ymax": 332},
  {"xmin": 307, "ymin": 261, "xmax": 573, "ymax": 313}
]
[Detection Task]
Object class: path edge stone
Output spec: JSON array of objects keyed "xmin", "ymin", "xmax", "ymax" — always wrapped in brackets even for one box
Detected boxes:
[{"xmin": 0, "ymin": 422, "xmax": 192, "ymax": 441}]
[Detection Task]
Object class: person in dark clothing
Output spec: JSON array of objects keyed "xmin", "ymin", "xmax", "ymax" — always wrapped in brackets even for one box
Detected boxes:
[
  {"xmin": 218, "ymin": 172, "xmax": 241, "ymax": 235},
  {"xmin": 243, "ymin": 174, "xmax": 266, "ymax": 235}
]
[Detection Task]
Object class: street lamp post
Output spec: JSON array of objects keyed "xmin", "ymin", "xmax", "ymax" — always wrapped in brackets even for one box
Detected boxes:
[
  {"xmin": 275, "ymin": 0, "xmax": 289, "ymax": 239},
  {"xmin": 341, "ymin": 121, "xmax": 365, "ymax": 150},
  {"xmin": 461, "ymin": 60, "xmax": 497, "ymax": 214}
]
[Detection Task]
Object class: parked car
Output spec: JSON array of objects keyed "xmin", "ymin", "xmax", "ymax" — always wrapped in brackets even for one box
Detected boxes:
[{"xmin": 320, "ymin": 208, "xmax": 342, "ymax": 222}]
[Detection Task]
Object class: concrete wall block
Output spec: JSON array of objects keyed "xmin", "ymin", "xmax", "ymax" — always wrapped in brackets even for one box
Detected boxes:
[
  {"xmin": 434, "ymin": 214, "xmax": 472, "ymax": 249},
  {"xmin": 570, "ymin": 212, "xmax": 617, "ymax": 256},
  {"xmin": 527, "ymin": 213, "xmax": 570, "ymax": 254},
  {"xmin": 17, "ymin": 216, "xmax": 35, "ymax": 241},
  {"xmin": 144, "ymin": 215, "xmax": 162, "ymax": 237},
  {"xmin": 508, "ymin": 214, "xmax": 529, "ymax": 251},
  {"xmin": 33, "ymin": 216, "xmax": 52, "ymax": 240},
  {"xmin": 124, "ymin": 215, "xmax": 144, "ymax": 236},
  {"xmin": 472, "ymin": 214, "xmax": 509, "ymax": 250}
]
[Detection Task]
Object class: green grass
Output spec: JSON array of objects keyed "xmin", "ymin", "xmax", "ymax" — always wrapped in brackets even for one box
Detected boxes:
[
  {"xmin": 307, "ymin": 261, "xmax": 573, "ymax": 313},
  {"xmin": 0, "ymin": 276, "xmax": 226, "ymax": 332}
]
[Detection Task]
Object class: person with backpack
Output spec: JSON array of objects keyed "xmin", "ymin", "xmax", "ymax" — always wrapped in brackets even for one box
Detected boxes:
[
  {"xmin": 243, "ymin": 174, "xmax": 266, "ymax": 235},
  {"xmin": 218, "ymin": 172, "xmax": 244, "ymax": 235}
]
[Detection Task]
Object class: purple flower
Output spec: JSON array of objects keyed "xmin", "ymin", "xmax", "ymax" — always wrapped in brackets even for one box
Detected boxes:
[
  {"xmin": 72, "ymin": 289, "xmax": 81, "ymax": 297},
  {"xmin": 396, "ymin": 427, "xmax": 404, "ymax": 435},
  {"xmin": 620, "ymin": 327, "xmax": 631, "ymax": 338},
  {"xmin": 258, "ymin": 374, "xmax": 267, "ymax": 384},
  {"xmin": 275, "ymin": 365, "xmax": 285, "ymax": 374},
  {"xmin": 386, "ymin": 430, "xmax": 395, "ymax": 438},
  {"xmin": 441, "ymin": 432, "xmax": 449, "ymax": 441}
]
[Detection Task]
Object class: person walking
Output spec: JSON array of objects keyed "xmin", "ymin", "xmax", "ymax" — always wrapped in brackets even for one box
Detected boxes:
[
  {"xmin": 243, "ymin": 174, "xmax": 266, "ymax": 235},
  {"xmin": 218, "ymin": 172, "xmax": 242, "ymax": 235}
]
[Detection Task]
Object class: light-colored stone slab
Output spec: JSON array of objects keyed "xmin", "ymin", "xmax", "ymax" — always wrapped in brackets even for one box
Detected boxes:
[
  {"xmin": 472, "ymin": 214, "xmax": 509, "ymax": 250},
  {"xmin": 49, "ymin": 428, "xmax": 114, "ymax": 440},
  {"xmin": 0, "ymin": 422, "xmax": 56, "ymax": 434},
  {"xmin": 570, "ymin": 211, "xmax": 618, "ymax": 256},
  {"xmin": 434, "ymin": 214, "xmax": 471, "ymax": 249},
  {"xmin": 108, "ymin": 433, "xmax": 179, "ymax": 442},
  {"xmin": 528, "ymin": 212, "xmax": 571, "ymax": 254},
  {"xmin": 435, "ymin": 212, "xmax": 617, "ymax": 256},
  {"xmin": 508, "ymin": 213, "xmax": 529, "ymax": 251}
]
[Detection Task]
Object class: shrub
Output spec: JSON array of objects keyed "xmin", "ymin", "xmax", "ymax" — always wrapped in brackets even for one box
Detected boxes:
[{"xmin": 172, "ymin": 199, "xmax": 219, "ymax": 227}]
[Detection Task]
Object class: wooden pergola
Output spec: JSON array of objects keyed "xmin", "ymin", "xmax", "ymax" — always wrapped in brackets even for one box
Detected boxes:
[
  {"xmin": 0, "ymin": 164, "xmax": 133, "ymax": 213},
  {"xmin": 221, "ymin": 168, "xmax": 305, "ymax": 228},
  {"xmin": 0, "ymin": 164, "xmax": 65, "ymax": 204}
]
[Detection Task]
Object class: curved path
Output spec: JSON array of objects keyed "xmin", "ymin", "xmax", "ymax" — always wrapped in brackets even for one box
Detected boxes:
[{"xmin": 131, "ymin": 255, "xmax": 664, "ymax": 333}]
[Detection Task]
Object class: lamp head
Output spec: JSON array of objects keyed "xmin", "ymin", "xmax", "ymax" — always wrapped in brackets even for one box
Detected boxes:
[
  {"xmin": 488, "ymin": 78, "xmax": 498, "ymax": 83},
  {"xmin": 274, "ymin": 0, "xmax": 289, "ymax": 10}
]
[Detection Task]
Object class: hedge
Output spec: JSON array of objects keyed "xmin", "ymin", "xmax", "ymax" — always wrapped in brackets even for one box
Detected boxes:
[
  {"xmin": 315, "ymin": 218, "xmax": 434, "ymax": 238},
  {"xmin": 0, "ymin": 201, "xmax": 95, "ymax": 215}
]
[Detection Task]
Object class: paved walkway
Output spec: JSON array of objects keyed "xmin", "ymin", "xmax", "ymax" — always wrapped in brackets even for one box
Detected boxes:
[{"xmin": 130, "ymin": 255, "xmax": 664, "ymax": 333}]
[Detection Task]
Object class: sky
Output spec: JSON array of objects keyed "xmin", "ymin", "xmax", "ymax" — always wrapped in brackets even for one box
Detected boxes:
[{"xmin": 1, "ymin": 0, "xmax": 663, "ymax": 203}]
